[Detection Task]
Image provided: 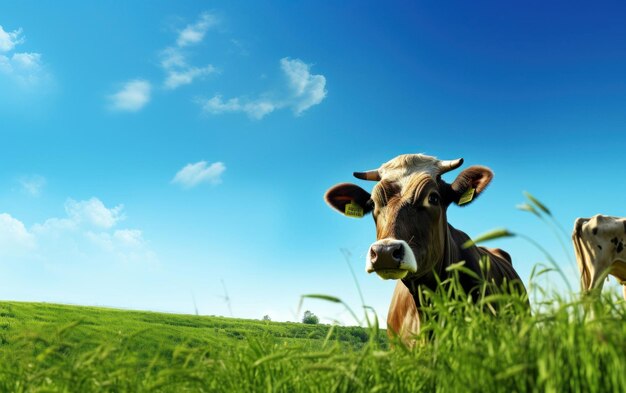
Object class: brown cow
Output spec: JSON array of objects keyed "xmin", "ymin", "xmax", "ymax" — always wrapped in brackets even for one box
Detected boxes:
[
  {"xmin": 573, "ymin": 215, "xmax": 626, "ymax": 299},
  {"xmin": 325, "ymin": 154, "xmax": 527, "ymax": 344}
]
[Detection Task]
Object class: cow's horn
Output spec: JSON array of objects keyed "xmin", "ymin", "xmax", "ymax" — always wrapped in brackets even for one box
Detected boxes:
[
  {"xmin": 353, "ymin": 170, "xmax": 381, "ymax": 181},
  {"xmin": 439, "ymin": 158, "xmax": 464, "ymax": 174}
]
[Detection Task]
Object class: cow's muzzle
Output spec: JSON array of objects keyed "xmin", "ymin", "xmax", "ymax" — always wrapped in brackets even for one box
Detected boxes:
[{"xmin": 366, "ymin": 239, "xmax": 417, "ymax": 280}]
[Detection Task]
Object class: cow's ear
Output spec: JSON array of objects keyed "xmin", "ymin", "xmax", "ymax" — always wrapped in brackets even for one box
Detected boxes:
[
  {"xmin": 448, "ymin": 166, "xmax": 493, "ymax": 206},
  {"xmin": 324, "ymin": 183, "xmax": 373, "ymax": 217}
]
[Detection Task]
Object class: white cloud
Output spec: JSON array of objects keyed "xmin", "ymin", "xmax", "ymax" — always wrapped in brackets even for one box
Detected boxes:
[
  {"xmin": 32, "ymin": 217, "xmax": 77, "ymax": 235},
  {"xmin": 0, "ymin": 52, "xmax": 44, "ymax": 85},
  {"xmin": 19, "ymin": 175, "xmax": 46, "ymax": 196},
  {"xmin": 12, "ymin": 52, "xmax": 40, "ymax": 68},
  {"xmin": 160, "ymin": 47, "xmax": 187, "ymax": 69},
  {"xmin": 4, "ymin": 197, "xmax": 155, "ymax": 265},
  {"xmin": 0, "ymin": 25, "xmax": 23, "ymax": 53},
  {"xmin": 65, "ymin": 198, "xmax": 124, "ymax": 229},
  {"xmin": 0, "ymin": 213, "xmax": 36, "ymax": 257},
  {"xmin": 106, "ymin": 12, "xmax": 218, "ymax": 108},
  {"xmin": 109, "ymin": 79, "xmax": 151, "ymax": 112},
  {"xmin": 163, "ymin": 61, "xmax": 216, "ymax": 90},
  {"xmin": 176, "ymin": 13, "xmax": 217, "ymax": 47},
  {"xmin": 198, "ymin": 57, "xmax": 327, "ymax": 119},
  {"xmin": 159, "ymin": 13, "xmax": 218, "ymax": 91},
  {"xmin": 200, "ymin": 96, "xmax": 240, "ymax": 113},
  {"xmin": 0, "ymin": 52, "xmax": 41, "ymax": 72},
  {"xmin": 85, "ymin": 229, "xmax": 148, "ymax": 254},
  {"xmin": 200, "ymin": 96, "xmax": 276, "ymax": 119},
  {"xmin": 0, "ymin": 26, "xmax": 47, "ymax": 87},
  {"xmin": 280, "ymin": 58, "xmax": 327, "ymax": 115},
  {"xmin": 172, "ymin": 161, "xmax": 226, "ymax": 188},
  {"xmin": 113, "ymin": 229, "xmax": 144, "ymax": 247}
]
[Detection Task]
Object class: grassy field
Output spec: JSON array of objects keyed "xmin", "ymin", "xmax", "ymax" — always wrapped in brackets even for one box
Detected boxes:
[
  {"xmin": 1, "ymin": 196, "xmax": 625, "ymax": 392},
  {"xmin": 0, "ymin": 301, "xmax": 383, "ymax": 392},
  {"xmin": 1, "ymin": 280, "xmax": 626, "ymax": 392}
]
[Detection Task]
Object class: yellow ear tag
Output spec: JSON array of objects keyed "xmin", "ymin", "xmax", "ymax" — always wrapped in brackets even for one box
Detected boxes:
[
  {"xmin": 458, "ymin": 188, "xmax": 475, "ymax": 205},
  {"xmin": 345, "ymin": 200, "xmax": 364, "ymax": 218}
]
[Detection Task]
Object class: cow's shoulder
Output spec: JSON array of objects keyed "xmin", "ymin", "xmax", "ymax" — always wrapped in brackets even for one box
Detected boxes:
[
  {"xmin": 448, "ymin": 224, "xmax": 522, "ymax": 285},
  {"xmin": 482, "ymin": 247, "xmax": 512, "ymax": 265}
]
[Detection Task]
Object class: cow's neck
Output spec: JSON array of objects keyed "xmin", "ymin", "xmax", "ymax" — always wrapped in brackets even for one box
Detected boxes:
[{"xmin": 402, "ymin": 223, "xmax": 461, "ymax": 307}]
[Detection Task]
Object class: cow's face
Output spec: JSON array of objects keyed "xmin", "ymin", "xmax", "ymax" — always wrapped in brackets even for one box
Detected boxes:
[
  {"xmin": 367, "ymin": 173, "xmax": 447, "ymax": 279},
  {"xmin": 325, "ymin": 154, "xmax": 493, "ymax": 280}
]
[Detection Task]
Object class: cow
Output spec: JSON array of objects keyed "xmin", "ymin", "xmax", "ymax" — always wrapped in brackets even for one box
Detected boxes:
[
  {"xmin": 324, "ymin": 154, "xmax": 527, "ymax": 345},
  {"xmin": 572, "ymin": 215, "xmax": 626, "ymax": 299}
]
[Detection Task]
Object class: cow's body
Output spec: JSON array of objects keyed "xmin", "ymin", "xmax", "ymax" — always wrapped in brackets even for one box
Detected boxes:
[
  {"xmin": 325, "ymin": 154, "xmax": 527, "ymax": 345},
  {"xmin": 573, "ymin": 215, "xmax": 626, "ymax": 299}
]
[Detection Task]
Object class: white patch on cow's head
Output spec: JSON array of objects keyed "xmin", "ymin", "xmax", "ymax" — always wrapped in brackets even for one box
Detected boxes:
[
  {"xmin": 378, "ymin": 154, "xmax": 441, "ymax": 183},
  {"xmin": 366, "ymin": 238, "xmax": 417, "ymax": 280}
]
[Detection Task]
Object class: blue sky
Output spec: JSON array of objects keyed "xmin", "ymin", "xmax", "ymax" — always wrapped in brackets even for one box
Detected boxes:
[{"xmin": 1, "ymin": 1, "xmax": 625, "ymax": 325}]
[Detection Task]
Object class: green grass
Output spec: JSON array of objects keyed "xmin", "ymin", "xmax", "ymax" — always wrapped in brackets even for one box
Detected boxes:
[
  {"xmin": 1, "ymin": 285, "xmax": 626, "ymax": 392},
  {"xmin": 0, "ymin": 301, "xmax": 385, "ymax": 392}
]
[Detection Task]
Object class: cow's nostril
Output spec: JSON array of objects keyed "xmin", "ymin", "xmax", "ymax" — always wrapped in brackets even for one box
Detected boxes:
[
  {"xmin": 392, "ymin": 246, "xmax": 404, "ymax": 261},
  {"xmin": 370, "ymin": 247, "xmax": 378, "ymax": 261}
]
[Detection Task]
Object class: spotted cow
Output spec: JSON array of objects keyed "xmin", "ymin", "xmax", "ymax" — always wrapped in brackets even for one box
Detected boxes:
[
  {"xmin": 573, "ymin": 215, "xmax": 626, "ymax": 299},
  {"xmin": 325, "ymin": 154, "xmax": 527, "ymax": 344}
]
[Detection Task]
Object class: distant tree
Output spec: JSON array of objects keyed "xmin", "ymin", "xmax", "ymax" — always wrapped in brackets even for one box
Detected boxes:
[
  {"xmin": 302, "ymin": 310, "xmax": 319, "ymax": 325},
  {"xmin": 262, "ymin": 315, "xmax": 271, "ymax": 322}
]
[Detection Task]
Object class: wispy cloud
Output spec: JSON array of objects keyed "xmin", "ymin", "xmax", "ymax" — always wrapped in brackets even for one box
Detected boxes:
[
  {"xmin": 84, "ymin": 229, "xmax": 147, "ymax": 255},
  {"xmin": 108, "ymin": 79, "xmax": 151, "ymax": 112},
  {"xmin": 200, "ymin": 96, "xmax": 276, "ymax": 119},
  {"xmin": 172, "ymin": 161, "xmax": 226, "ymax": 188},
  {"xmin": 161, "ymin": 46, "xmax": 217, "ymax": 90},
  {"xmin": 106, "ymin": 12, "xmax": 218, "ymax": 111},
  {"xmin": 112, "ymin": 229, "xmax": 144, "ymax": 247},
  {"xmin": 198, "ymin": 58, "xmax": 327, "ymax": 119},
  {"xmin": 164, "ymin": 65, "xmax": 216, "ymax": 89},
  {"xmin": 160, "ymin": 13, "xmax": 218, "ymax": 90},
  {"xmin": 176, "ymin": 13, "xmax": 218, "ymax": 47},
  {"xmin": 0, "ymin": 213, "xmax": 36, "ymax": 257},
  {"xmin": 0, "ymin": 25, "xmax": 23, "ymax": 52},
  {"xmin": 65, "ymin": 198, "xmax": 124, "ymax": 229},
  {"xmin": 0, "ymin": 197, "xmax": 155, "ymax": 264},
  {"xmin": 19, "ymin": 175, "xmax": 46, "ymax": 196},
  {"xmin": 0, "ymin": 25, "xmax": 46, "ymax": 86},
  {"xmin": 104, "ymin": 13, "xmax": 327, "ymax": 119}
]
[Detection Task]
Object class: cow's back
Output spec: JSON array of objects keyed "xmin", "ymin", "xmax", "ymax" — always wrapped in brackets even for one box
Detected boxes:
[{"xmin": 449, "ymin": 226, "xmax": 524, "ymax": 287}]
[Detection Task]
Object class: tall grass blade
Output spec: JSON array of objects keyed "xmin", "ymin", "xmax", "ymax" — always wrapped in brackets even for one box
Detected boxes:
[
  {"xmin": 299, "ymin": 294, "xmax": 362, "ymax": 326},
  {"xmin": 516, "ymin": 203, "xmax": 540, "ymax": 217},
  {"xmin": 462, "ymin": 228, "xmax": 515, "ymax": 249},
  {"xmin": 341, "ymin": 248, "xmax": 372, "ymax": 328},
  {"xmin": 524, "ymin": 191, "xmax": 551, "ymax": 216},
  {"xmin": 519, "ymin": 192, "xmax": 575, "ymax": 268},
  {"xmin": 301, "ymin": 294, "xmax": 342, "ymax": 303},
  {"xmin": 518, "ymin": 233, "xmax": 572, "ymax": 292}
]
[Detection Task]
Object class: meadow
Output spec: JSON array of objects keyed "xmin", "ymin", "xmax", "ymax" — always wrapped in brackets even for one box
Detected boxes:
[
  {"xmin": 1, "ymin": 195, "xmax": 626, "ymax": 392},
  {"xmin": 1, "ymin": 282, "xmax": 626, "ymax": 392}
]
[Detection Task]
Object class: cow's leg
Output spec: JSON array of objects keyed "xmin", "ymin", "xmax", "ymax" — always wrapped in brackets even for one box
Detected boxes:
[
  {"xmin": 589, "ymin": 264, "xmax": 611, "ymax": 296},
  {"xmin": 622, "ymin": 284, "xmax": 626, "ymax": 301}
]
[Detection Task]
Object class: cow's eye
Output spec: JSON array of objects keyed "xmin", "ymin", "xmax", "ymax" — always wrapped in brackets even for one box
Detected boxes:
[{"xmin": 428, "ymin": 193, "xmax": 440, "ymax": 205}]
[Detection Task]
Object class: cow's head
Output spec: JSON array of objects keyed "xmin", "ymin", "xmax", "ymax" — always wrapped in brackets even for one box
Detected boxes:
[{"xmin": 325, "ymin": 154, "xmax": 493, "ymax": 280}]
